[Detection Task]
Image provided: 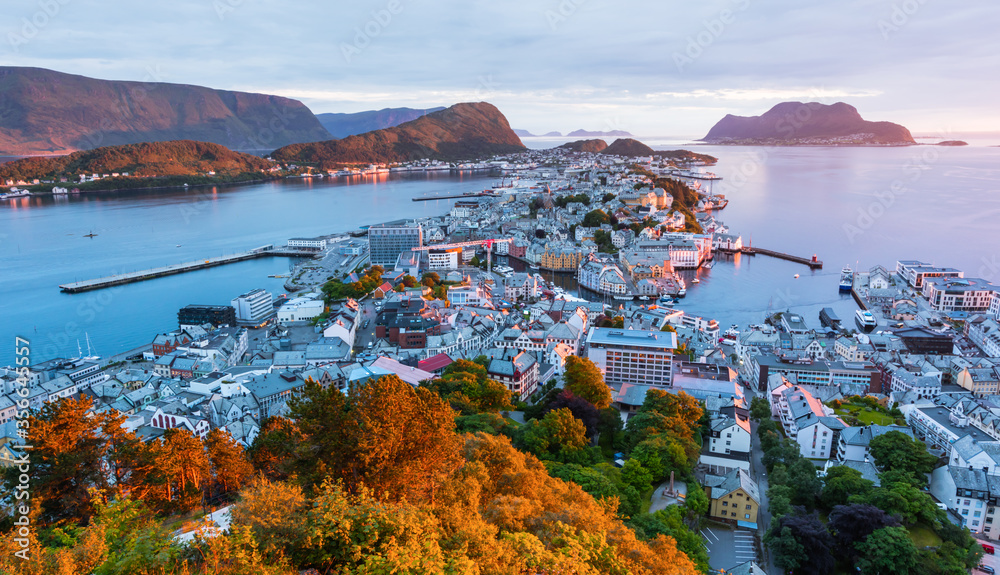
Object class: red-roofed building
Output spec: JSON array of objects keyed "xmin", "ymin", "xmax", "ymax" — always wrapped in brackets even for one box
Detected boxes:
[
  {"xmin": 418, "ymin": 353, "xmax": 454, "ymax": 374},
  {"xmin": 374, "ymin": 282, "xmax": 394, "ymax": 298}
]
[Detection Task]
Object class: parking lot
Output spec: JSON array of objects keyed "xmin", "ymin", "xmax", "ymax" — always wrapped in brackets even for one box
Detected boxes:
[{"xmin": 701, "ymin": 526, "xmax": 757, "ymax": 572}]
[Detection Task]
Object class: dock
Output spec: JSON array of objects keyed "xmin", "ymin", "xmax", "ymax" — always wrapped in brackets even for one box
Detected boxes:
[
  {"xmin": 59, "ymin": 245, "xmax": 318, "ymax": 293},
  {"xmin": 412, "ymin": 192, "xmax": 498, "ymax": 202},
  {"xmin": 738, "ymin": 247, "xmax": 823, "ymax": 269}
]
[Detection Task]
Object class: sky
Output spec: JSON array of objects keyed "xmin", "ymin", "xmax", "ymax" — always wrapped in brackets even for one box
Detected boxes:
[{"xmin": 3, "ymin": 0, "xmax": 999, "ymax": 137}]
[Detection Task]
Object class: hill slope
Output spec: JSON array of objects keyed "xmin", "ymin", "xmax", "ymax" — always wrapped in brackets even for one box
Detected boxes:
[
  {"xmin": 0, "ymin": 140, "xmax": 271, "ymax": 182},
  {"xmin": 600, "ymin": 138, "xmax": 655, "ymax": 156},
  {"xmin": 0, "ymin": 67, "xmax": 332, "ymax": 155},
  {"xmin": 702, "ymin": 102, "xmax": 915, "ymax": 145},
  {"xmin": 556, "ymin": 139, "xmax": 608, "ymax": 153},
  {"xmin": 316, "ymin": 106, "xmax": 446, "ymax": 138},
  {"xmin": 568, "ymin": 129, "xmax": 634, "ymax": 137},
  {"xmin": 271, "ymin": 102, "xmax": 525, "ymax": 167}
]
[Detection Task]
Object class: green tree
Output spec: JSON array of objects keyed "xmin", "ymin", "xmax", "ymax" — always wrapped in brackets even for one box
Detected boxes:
[
  {"xmin": 582, "ymin": 209, "xmax": 610, "ymax": 227},
  {"xmin": 421, "ymin": 358, "xmax": 514, "ymax": 414},
  {"xmin": 855, "ymin": 526, "xmax": 919, "ymax": 575},
  {"xmin": 247, "ymin": 416, "xmax": 303, "ymax": 481},
  {"xmin": 787, "ymin": 458, "xmax": 823, "ymax": 509},
  {"xmin": 205, "ymin": 428, "xmax": 253, "ymax": 497},
  {"xmin": 821, "ymin": 465, "xmax": 874, "ymax": 510},
  {"xmin": 766, "ymin": 526, "xmax": 807, "ymax": 574},
  {"xmin": 620, "ymin": 459, "xmax": 653, "ymax": 492},
  {"xmin": 519, "ymin": 408, "xmax": 589, "ymax": 461},
  {"xmin": 750, "ymin": 396, "xmax": 770, "ymax": 421},
  {"xmin": 563, "ymin": 356, "xmax": 612, "ymax": 409},
  {"xmin": 868, "ymin": 431, "xmax": 938, "ymax": 483}
]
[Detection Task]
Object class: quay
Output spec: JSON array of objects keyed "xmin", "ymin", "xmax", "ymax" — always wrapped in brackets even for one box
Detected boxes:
[
  {"xmin": 58, "ymin": 245, "xmax": 318, "ymax": 293},
  {"xmin": 736, "ymin": 247, "xmax": 823, "ymax": 269},
  {"xmin": 412, "ymin": 192, "xmax": 499, "ymax": 202}
]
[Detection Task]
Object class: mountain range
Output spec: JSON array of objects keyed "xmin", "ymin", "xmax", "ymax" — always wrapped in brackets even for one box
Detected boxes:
[
  {"xmin": 0, "ymin": 67, "xmax": 331, "ymax": 155},
  {"xmin": 272, "ymin": 103, "xmax": 525, "ymax": 168},
  {"xmin": 316, "ymin": 107, "xmax": 446, "ymax": 139},
  {"xmin": 702, "ymin": 102, "xmax": 915, "ymax": 145}
]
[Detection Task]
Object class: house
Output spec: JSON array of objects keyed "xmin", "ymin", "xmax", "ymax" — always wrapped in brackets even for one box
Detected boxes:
[
  {"xmin": 836, "ymin": 424, "xmax": 913, "ymax": 462},
  {"xmin": 929, "ymin": 465, "xmax": 1000, "ymax": 538},
  {"xmin": 373, "ymin": 282, "xmax": 395, "ymax": 298},
  {"xmin": 483, "ymin": 348, "xmax": 539, "ymax": 401},
  {"xmin": 704, "ymin": 468, "xmax": 760, "ymax": 528}
]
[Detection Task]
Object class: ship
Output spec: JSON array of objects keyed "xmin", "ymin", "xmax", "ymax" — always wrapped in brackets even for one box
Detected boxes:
[
  {"xmin": 1, "ymin": 189, "xmax": 30, "ymax": 199},
  {"xmin": 855, "ymin": 309, "xmax": 877, "ymax": 333},
  {"xmin": 839, "ymin": 266, "xmax": 854, "ymax": 292},
  {"xmin": 722, "ymin": 325, "xmax": 740, "ymax": 345}
]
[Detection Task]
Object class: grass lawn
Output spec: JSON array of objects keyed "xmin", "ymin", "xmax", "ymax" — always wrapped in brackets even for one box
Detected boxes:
[
  {"xmin": 640, "ymin": 486, "xmax": 655, "ymax": 515},
  {"xmin": 908, "ymin": 523, "xmax": 942, "ymax": 548},
  {"xmin": 834, "ymin": 405, "xmax": 895, "ymax": 426}
]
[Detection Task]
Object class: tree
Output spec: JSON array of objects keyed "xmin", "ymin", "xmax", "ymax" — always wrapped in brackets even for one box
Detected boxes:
[
  {"xmin": 620, "ymin": 459, "xmax": 653, "ymax": 492},
  {"xmin": 421, "ymin": 359, "xmax": 514, "ymax": 415},
  {"xmin": 519, "ymin": 408, "xmax": 589, "ymax": 461},
  {"xmin": 229, "ymin": 475, "xmax": 309, "ymax": 562},
  {"xmin": 749, "ymin": 396, "xmax": 770, "ymax": 421},
  {"xmin": 16, "ymin": 397, "xmax": 108, "ymax": 527},
  {"xmin": 627, "ymin": 506, "xmax": 710, "ymax": 573},
  {"xmin": 420, "ymin": 272, "xmax": 440, "ymax": 287},
  {"xmin": 787, "ymin": 458, "xmax": 822, "ymax": 509},
  {"xmin": 159, "ymin": 428, "xmax": 211, "ymax": 512},
  {"xmin": 765, "ymin": 511, "xmax": 835, "ymax": 575},
  {"xmin": 205, "ymin": 428, "xmax": 253, "ymax": 497},
  {"xmin": 542, "ymin": 390, "xmax": 601, "ymax": 438},
  {"xmin": 562, "ymin": 356, "xmax": 612, "ymax": 409},
  {"xmin": 247, "ymin": 416, "xmax": 303, "ymax": 480},
  {"xmin": 535, "ymin": 228, "xmax": 546, "ymax": 239},
  {"xmin": 582, "ymin": 209, "xmax": 610, "ymax": 227},
  {"xmin": 827, "ymin": 504, "xmax": 900, "ymax": 562},
  {"xmin": 821, "ymin": 466, "xmax": 874, "ymax": 510},
  {"xmin": 855, "ymin": 526, "xmax": 919, "ymax": 575},
  {"xmin": 868, "ymin": 431, "xmax": 938, "ymax": 482},
  {"xmin": 401, "ymin": 275, "xmax": 418, "ymax": 288}
]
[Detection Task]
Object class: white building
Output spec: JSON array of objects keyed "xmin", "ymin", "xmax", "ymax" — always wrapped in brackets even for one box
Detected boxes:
[
  {"xmin": 277, "ymin": 295, "xmax": 325, "ymax": 324},
  {"xmin": 231, "ymin": 288, "xmax": 275, "ymax": 326},
  {"xmin": 287, "ymin": 238, "xmax": 327, "ymax": 250},
  {"xmin": 585, "ymin": 327, "xmax": 677, "ymax": 387},
  {"xmin": 428, "ymin": 248, "xmax": 461, "ymax": 270}
]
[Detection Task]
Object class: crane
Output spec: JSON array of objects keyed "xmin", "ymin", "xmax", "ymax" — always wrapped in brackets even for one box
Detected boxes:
[{"xmin": 408, "ymin": 238, "xmax": 513, "ymax": 275}]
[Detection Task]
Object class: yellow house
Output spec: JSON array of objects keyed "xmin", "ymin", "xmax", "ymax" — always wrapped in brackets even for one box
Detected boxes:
[
  {"xmin": 705, "ymin": 468, "xmax": 760, "ymax": 528},
  {"xmin": 957, "ymin": 368, "xmax": 1000, "ymax": 397}
]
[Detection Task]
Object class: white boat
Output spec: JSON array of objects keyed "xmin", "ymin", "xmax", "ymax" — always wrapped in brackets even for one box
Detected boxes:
[
  {"xmin": 855, "ymin": 309, "xmax": 877, "ymax": 333},
  {"xmin": 722, "ymin": 325, "xmax": 740, "ymax": 344},
  {"xmin": 691, "ymin": 278, "xmax": 700, "ymax": 284},
  {"xmin": 1, "ymin": 189, "xmax": 30, "ymax": 199}
]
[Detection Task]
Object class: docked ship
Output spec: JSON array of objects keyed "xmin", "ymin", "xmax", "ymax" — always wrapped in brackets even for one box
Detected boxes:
[
  {"xmin": 839, "ymin": 266, "xmax": 854, "ymax": 292},
  {"xmin": 855, "ymin": 309, "xmax": 877, "ymax": 333},
  {"xmin": 722, "ymin": 325, "xmax": 740, "ymax": 345},
  {"xmin": 1, "ymin": 188, "xmax": 30, "ymax": 199}
]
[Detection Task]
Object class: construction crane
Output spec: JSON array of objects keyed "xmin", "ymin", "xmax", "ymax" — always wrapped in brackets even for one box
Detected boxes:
[{"xmin": 409, "ymin": 238, "xmax": 513, "ymax": 275}]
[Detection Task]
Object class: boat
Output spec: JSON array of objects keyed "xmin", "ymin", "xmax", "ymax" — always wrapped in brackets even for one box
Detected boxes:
[
  {"xmin": 1, "ymin": 189, "xmax": 30, "ymax": 199},
  {"xmin": 613, "ymin": 295, "xmax": 632, "ymax": 301},
  {"xmin": 691, "ymin": 278, "xmax": 700, "ymax": 284},
  {"xmin": 722, "ymin": 325, "xmax": 740, "ymax": 344},
  {"xmin": 855, "ymin": 309, "xmax": 877, "ymax": 333},
  {"xmin": 839, "ymin": 266, "xmax": 854, "ymax": 292},
  {"xmin": 638, "ymin": 296, "xmax": 649, "ymax": 301},
  {"xmin": 794, "ymin": 274, "xmax": 800, "ymax": 279},
  {"xmin": 176, "ymin": 244, "xmax": 182, "ymax": 247},
  {"xmin": 83, "ymin": 232, "xmax": 98, "ymax": 238}
]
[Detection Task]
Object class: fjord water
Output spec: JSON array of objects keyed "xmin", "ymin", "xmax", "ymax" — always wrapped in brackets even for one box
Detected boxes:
[{"xmin": 2, "ymin": 144, "xmax": 999, "ymax": 365}]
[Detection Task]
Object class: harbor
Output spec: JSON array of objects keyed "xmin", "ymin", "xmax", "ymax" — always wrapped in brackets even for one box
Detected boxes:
[{"xmin": 737, "ymin": 247, "xmax": 823, "ymax": 269}]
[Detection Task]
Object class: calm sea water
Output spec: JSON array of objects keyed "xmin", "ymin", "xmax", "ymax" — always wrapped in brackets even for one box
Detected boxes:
[{"xmin": 2, "ymin": 143, "xmax": 999, "ymax": 365}]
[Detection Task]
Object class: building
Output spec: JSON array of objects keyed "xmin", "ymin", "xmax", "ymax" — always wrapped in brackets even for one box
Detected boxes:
[
  {"xmin": 368, "ymin": 223, "xmax": 423, "ymax": 267},
  {"xmin": 287, "ymin": 238, "xmax": 327, "ymax": 250},
  {"xmin": 836, "ymin": 424, "xmax": 913, "ymax": 462},
  {"xmin": 967, "ymin": 316, "xmax": 1000, "ymax": 357},
  {"xmin": 578, "ymin": 256, "xmax": 627, "ymax": 296},
  {"xmin": 428, "ymin": 247, "xmax": 462, "ymax": 270},
  {"xmin": 231, "ymin": 288, "xmax": 275, "ymax": 327},
  {"xmin": 896, "ymin": 260, "xmax": 963, "ymax": 288},
  {"xmin": 483, "ymin": 348, "xmax": 540, "ymax": 400},
  {"xmin": 704, "ymin": 468, "xmax": 760, "ymax": 528},
  {"xmin": 585, "ymin": 327, "xmax": 677, "ymax": 387},
  {"xmin": 772, "ymin": 384, "xmax": 846, "ymax": 459},
  {"xmin": 503, "ymin": 273, "xmax": 540, "ymax": 300},
  {"xmin": 177, "ymin": 304, "xmax": 236, "ymax": 328},
  {"xmin": 746, "ymin": 352, "xmax": 881, "ymax": 393},
  {"xmin": 921, "ymin": 277, "xmax": 998, "ymax": 314},
  {"xmin": 276, "ymin": 295, "xmax": 325, "ymax": 324}
]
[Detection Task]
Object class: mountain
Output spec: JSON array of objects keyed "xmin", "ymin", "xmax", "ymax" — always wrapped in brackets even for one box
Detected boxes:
[
  {"xmin": 0, "ymin": 140, "xmax": 271, "ymax": 182},
  {"xmin": 316, "ymin": 107, "xmax": 446, "ymax": 138},
  {"xmin": 600, "ymin": 138, "xmax": 655, "ymax": 156},
  {"xmin": 514, "ymin": 129, "xmax": 563, "ymax": 137},
  {"xmin": 0, "ymin": 67, "xmax": 332, "ymax": 155},
  {"xmin": 568, "ymin": 129, "xmax": 634, "ymax": 137},
  {"xmin": 271, "ymin": 102, "xmax": 526, "ymax": 167},
  {"xmin": 556, "ymin": 139, "xmax": 608, "ymax": 153},
  {"xmin": 702, "ymin": 102, "xmax": 915, "ymax": 145}
]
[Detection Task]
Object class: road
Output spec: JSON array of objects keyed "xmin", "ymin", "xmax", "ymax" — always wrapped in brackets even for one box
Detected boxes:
[{"xmin": 746, "ymin": 386, "xmax": 778, "ymax": 575}]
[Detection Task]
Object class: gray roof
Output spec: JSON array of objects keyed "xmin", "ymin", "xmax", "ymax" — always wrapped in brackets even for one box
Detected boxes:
[{"xmin": 706, "ymin": 468, "xmax": 760, "ymax": 503}]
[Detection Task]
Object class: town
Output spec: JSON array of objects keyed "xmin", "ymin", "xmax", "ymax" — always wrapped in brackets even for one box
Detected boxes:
[{"xmin": 4, "ymin": 146, "xmax": 999, "ymax": 575}]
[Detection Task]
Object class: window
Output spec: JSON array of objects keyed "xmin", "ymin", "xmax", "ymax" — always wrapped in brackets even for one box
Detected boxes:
[
  {"xmin": 722, "ymin": 501, "xmax": 728, "ymax": 507},
  {"xmin": 745, "ymin": 514, "xmax": 751, "ymax": 519},
  {"xmin": 746, "ymin": 504, "xmax": 752, "ymax": 510}
]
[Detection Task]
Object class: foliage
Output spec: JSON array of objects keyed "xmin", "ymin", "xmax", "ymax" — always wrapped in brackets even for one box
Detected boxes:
[
  {"xmin": 765, "ymin": 510, "xmax": 835, "ymax": 575},
  {"xmin": 821, "ymin": 465, "xmax": 874, "ymax": 510},
  {"xmin": 421, "ymin": 358, "xmax": 515, "ymax": 415},
  {"xmin": 205, "ymin": 428, "xmax": 254, "ymax": 497},
  {"xmin": 827, "ymin": 503, "xmax": 900, "ymax": 563},
  {"xmin": 563, "ymin": 356, "xmax": 613, "ymax": 409},
  {"xmin": 542, "ymin": 390, "xmax": 602, "ymax": 438},
  {"xmin": 868, "ymin": 431, "xmax": 938, "ymax": 483},
  {"xmin": 854, "ymin": 526, "xmax": 919, "ymax": 575},
  {"xmin": 247, "ymin": 416, "xmax": 302, "ymax": 481},
  {"xmin": 749, "ymin": 396, "xmax": 770, "ymax": 421},
  {"xmin": 518, "ymin": 408, "xmax": 592, "ymax": 463},
  {"xmin": 321, "ymin": 265, "xmax": 384, "ymax": 301},
  {"xmin": 555, "ymin": 193, "xmax": 592, "ymax": 208},
  {"xmin": 582, "ymin": 209, "xmax": 610, "ymax": 228},
  {"xmin": 628, "ymin": 506, "xmax": 710, "ymax": 573}
]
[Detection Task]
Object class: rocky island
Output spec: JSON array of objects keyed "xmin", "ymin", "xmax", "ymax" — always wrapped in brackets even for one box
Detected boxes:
[{"xmin": 702, "ymin": 101, "xmax": 916, "ymax": 146}]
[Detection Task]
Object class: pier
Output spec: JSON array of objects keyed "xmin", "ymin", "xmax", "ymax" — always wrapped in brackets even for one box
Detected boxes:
[
  {"xmin": 738, "ymin": 247, "xmax": 823, "ymax": 269},
  {"xmin": 412, "ymin": 192, "xmax": 498, "ymax": 202},
  {"xmin": 59, "ymin": 245, "xmax": 319, "ymax": 293}
]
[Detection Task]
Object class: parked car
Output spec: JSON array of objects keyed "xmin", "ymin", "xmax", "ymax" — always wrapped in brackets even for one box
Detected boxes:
[
  {"xmin": 982, "ymin": 542, "xmax": 995, "ymax": 554},
  {"xmin": 979, "ymin": 565, "xmax": 995, "ymax": 575}
]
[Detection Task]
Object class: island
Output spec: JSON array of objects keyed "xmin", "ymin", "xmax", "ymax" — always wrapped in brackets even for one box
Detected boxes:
[{"xmin": 701, "ymin": 102, "xmax": 916, "ymax": 146}]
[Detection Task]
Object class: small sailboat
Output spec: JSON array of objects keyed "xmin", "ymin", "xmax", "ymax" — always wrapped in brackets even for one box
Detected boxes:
[{"xmin": 83, "ymin": 231, "xmax": 98, "ymax": 238}]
